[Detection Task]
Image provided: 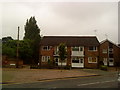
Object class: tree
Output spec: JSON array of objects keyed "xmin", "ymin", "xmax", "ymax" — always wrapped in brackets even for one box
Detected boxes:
[
  {"xmin": 24, "ymin": 16, "xmax": 41, "ymax": 64},
  {"xmin": 2, "ymin": 40, "xmax": 17, "ymax": 58},
  {"xmin": 24, "ymin": 17, "xmax": 40, "ymax": 40},
  {"xmin": 2, "ymin": 36, "xmax": 13, "ymax": 43},
  {"xmin": 19, "ymin": 40, "xmax": 33, "ymax": 64},
  {"xmin": 2, "ymin": 38, "xmax": 34, "ymax": 64},
  {"xmin": 58, "ymin": 43, "xmax": 67, "ymax": 72}
]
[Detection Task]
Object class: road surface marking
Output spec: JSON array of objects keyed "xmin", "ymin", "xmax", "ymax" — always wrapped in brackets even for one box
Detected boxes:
[{"xmin": 78, "ymin": 80, "xmax": 116, "ymax": 86}]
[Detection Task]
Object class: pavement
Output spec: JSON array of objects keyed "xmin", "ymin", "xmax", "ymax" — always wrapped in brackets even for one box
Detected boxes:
[
  {"xmin": 2, "ymin": 68, "xmax": 100, "ymax": 84},
  {"xmin": 2, "ymin": 67, "xmax": 118, "ymax": 84}
]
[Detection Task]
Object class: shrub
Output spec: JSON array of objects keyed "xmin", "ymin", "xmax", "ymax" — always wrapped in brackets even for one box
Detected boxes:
[
  {"xmin": 100, "ymin": 65, "xmax": 108, "ymax": 71},
  {"xmin": 30, "ymin": 65, "xmax": 40, "ymax": 69}
]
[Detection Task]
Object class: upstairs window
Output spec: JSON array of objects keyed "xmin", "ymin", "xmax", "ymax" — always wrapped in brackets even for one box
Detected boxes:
[
  {"xmin": 72, "ymin": 46, "xmax": 84, "ymax": 51},
  {"xmin": 72, "ymin": 47, "xmax": 79, "ymax": 51},
  {"xmin": 88, "ymin": 46, "xmax": 97, "ymax": 51},
  {"xmin": 102, "ymin": 49, "xmax": 107, "ymax": 53},
  {"xmin": 109, "ymin": 43, "xmax": 113, "ymax": 48},
  {"xmin": 42, "ymin": 46, "xmax": 51, "ymax": 50}
]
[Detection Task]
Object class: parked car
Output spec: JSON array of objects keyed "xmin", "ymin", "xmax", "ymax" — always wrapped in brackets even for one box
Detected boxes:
[{"xmin": 118, "ymin": 73, "xmax": 120, "ymax": 88}]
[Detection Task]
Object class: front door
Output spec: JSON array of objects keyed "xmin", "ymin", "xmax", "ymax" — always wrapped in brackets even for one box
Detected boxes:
[
  {"xmin": 103, "ymin": 58, "xmax": 107, "ymax": 66},
  {"xmin": 54, "ymin": 58, "xmax": 58, "ymax": 66},
  {"xmin": 72, "ymin": 57, "xmax": 84, "ymax": 68}
]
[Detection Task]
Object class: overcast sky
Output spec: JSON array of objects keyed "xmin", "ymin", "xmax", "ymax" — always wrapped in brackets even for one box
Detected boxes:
[{"xmin": 1, "ymin": 0, "xmax": 119, "ymax": 44}]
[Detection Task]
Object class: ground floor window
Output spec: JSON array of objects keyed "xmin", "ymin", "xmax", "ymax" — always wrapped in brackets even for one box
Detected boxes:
[
  {"xmin": 42, "ymin": 56, "xmax": 50, "ymax": 62},
  {"xmin": 72, "ymin": 60, "xmax": 79, "ymax": 63},
  {"xmin": 109, "ymin": 58, "xmax": 114, "ymax": 66},
  {"xmin": 72, "ymin": 57, "xmax": 79, "ymax": 63},
  {"xmin": 88, "ymin": 57, "xmax": 97, "ymax": 63}
]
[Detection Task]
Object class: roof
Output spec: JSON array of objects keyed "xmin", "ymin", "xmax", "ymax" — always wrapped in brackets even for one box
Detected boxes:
[
  {"xmin": 40, "ymin": 36, "xmax": 100, "ymax": 46},
  {"xmin": 100, "ymin": 39, "xmax": 120, "ymax": 48}
]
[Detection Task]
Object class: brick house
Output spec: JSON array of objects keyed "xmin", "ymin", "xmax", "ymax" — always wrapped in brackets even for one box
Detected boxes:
[
  {"xmin": 99, "ymin": 39, "xmax": 120, "ymax": 67},
  {"xmin": 39, "ymin": 36, "xmax": 100, "ymax": 68}
]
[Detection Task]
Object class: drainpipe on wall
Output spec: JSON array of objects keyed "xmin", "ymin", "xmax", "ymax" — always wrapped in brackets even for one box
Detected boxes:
[{"xmin": 107, "ymin": 45, "xmax": 109, "ymax": 67}]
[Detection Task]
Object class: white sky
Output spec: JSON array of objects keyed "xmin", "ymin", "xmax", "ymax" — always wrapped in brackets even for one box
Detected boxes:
[{"xmin": 0, "ymin": 0, "xmax": 119, "ymax": 44}]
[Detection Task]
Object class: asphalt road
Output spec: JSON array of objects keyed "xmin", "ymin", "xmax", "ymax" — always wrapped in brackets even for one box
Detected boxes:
[{"xmin": 2, "ymin": 70, "xmax": 119, "ymax": 88}]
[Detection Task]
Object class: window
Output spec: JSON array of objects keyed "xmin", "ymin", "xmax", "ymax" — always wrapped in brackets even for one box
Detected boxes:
[
  {"xmin": 42, "ymin": 46, "xmax": 51, "ymax": 50},
  {"xmin": 109, "ymin": 54, "xmax": 113, "ymax": 58},
  {"xmin": 72, "ymin": 57, "xmax": 80, "ymax": 63},
  {"xmin": 72, "ymin": 60, "xmax": 79, "ymax": 63},
  {"xmin": 54, "ymin": 46, "xmax": 59, "ymax": 54},
  {"xmin": 80, "ymin": 47, "xmax": 83, "ymax": 51},
  {"xmin": 72, "ymin": 46, "xmax": 84, "ymax": 51},
  {"xmin": 72, "ymin": 47, "xmax": 79, "ymax": 51},
  {"xmin": 102, "ymin": 49, "xmax": 107, "ymax": 53},
  {"xmin": 88, "ymin": 46, "xmax": 97, "ymax": 51},
  {"xmin": 109, "ymin": 43, "xmax": 113, "ymax": 48},
  {"xmin": 109, "ymin": 59, "xmax": 113, "ymax": 62},
  {"xmin": 80, "ymin": 59, "xmax": 83, "ymax": 63},
  {"xmin": 88, "ymin": 57, "xmax": 97, "ymax": 63},
  {"xmin": 103, "ymin": 58, "xmax": 107, "ymax": 66},
  {"xmin": 42, "ymin": 56, "xmax": 50, "ymax": 62}
]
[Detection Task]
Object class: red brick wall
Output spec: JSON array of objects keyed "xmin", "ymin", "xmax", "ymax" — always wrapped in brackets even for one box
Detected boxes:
[
  {"xmin": 99, "ymin": 41, "xmax": 109, "ymax": 62},
  {"xmin": 40, "ymin": 46, "xmax": 100, "ymax": 68},
  {"xmin": 113, "ymin": 45, "xmax": 120, "ymax": 63},
  {"xmin": 84, "ymin": 46, "xmax": 99, "ymax": 68},
  {"xmin": 99, "ymin": 41, "xmax": 120, "ymax": 66},
  {"xmin": 2, "ymin": 55, "xmax": 23, "ymax": 66},
  {"xmin": 40, "ymin": 46, "xmax": 54, "ymax": 67}
]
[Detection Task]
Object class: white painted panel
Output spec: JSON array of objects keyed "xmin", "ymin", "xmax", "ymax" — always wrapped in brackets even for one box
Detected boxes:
[
  {"xmin": 71, "ymin": 51, "xmax": 84, "ymax": 56},
  {"xmin": 72, "ymin": 63, "xmax": 84, "ymax": 67},
  {"xmin": 71, "ymin": 58, "xmax": 84, "ymax": 68}
]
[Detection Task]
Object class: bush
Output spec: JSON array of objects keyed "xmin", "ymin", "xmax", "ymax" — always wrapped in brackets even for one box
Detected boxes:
[
  {"xmin": 64, "ymin": 65, "xmax": 71, "ymax": 70},
  {"xmin": 100, "ymin": 65, "xmax": 108, "ymax": 71},
  {"xmin": 30, "ymin": 65, "xmax": 40, "ymax": 69}
]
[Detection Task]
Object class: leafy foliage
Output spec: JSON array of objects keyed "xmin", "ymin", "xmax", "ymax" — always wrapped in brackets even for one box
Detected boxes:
[
  {"xmin": 58, "ymin": 43, "xmax": 67, "ymax": 61},
  {"xmin": 2, "ymin": 40, "xmax": 17, "ymax": 58},
  {"xmin": 58, "ymin": 43, "xmax": 67, "ymax": 71},
  {"xmin": 24, "ymin": 16, "xmax": 41, "ymax": 64},
  {"xmin": 2, "ymin": 39, "xmax": 34, "ymax": 64},
  {"xmin": 2, "ymin": 36, "xmax": 13, "ymax": 43},
  {"xmin": 24, "ymin": 16, "xmax": 40, "ymax": 40},
  {"xmin": 19, "ymin": 40, "xmax": 34, "ymax": 64}
]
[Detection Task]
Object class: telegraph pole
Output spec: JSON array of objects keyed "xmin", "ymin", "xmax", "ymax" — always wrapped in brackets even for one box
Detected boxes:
[{"xmin": 16, "ymin": 26, "xmax": 19, "ymax": 68}]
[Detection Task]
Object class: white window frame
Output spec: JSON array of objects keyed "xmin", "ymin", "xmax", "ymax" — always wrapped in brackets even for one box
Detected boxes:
[
  {"xmin": 42, "ymin": 46, "xmax": 51, "ymax": 51},
  {"xmin": 42, "ymin": 56, "xmax": 50, "ymax": 62},
  {"xmin": 103, "ymin": 58, "xmax": 108, "ymax": 66},
  {"xmin": 72, "ymin": 57, "xmax": 80, "ymax": 63},
  {"xmin": 102, "ymin": 49, "xmax": 107, "ymax": 53},
  {"xmin": 88, "ymin": 57, "xmax": 97, "ymax": 63},
  {"xmin": 72, "ymin": 46, "xmax": 84, "ymax": 51},
  {"xmin": 88, "ymin": 46, "xmax": 97, "ymax": 51}
]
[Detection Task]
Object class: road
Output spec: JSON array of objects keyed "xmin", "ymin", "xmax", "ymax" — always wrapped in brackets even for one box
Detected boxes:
[{"xmin": 2, "ymin": 70, "xmax": 119, "ymax": 88}]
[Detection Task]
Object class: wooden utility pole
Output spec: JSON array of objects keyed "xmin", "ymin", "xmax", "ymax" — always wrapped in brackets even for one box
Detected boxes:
[{"xmin": 16, "ymin": 26, "xmax": 19, "ymax": 68}]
